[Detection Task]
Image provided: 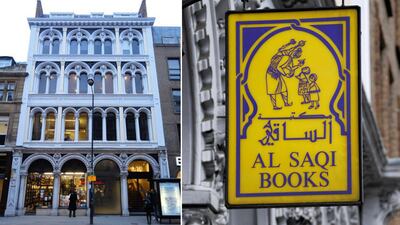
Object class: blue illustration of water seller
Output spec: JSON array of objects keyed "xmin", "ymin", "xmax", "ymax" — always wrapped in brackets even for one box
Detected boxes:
[{"xmin": 266, "ymin": 39, "xmax": 306, "ymax": 110}]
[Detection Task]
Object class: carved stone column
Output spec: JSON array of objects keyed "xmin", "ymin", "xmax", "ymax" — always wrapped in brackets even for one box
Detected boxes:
[
  {"xmin": 51, "ymin": 171, "xmax": 61, "ymax": 216},
  {"xmin": 16, "ymin": 171, "xmax": 28, "ymax": 216},
  {"xmin": 5, "ymin": 152, "xmax": 23, "ymax": 216},
  {"xmin": 40, "ymin": 112, "xmax": 46, "ymax": 141},
  {"xmin": 158, "ymin": 150, "xmax": 170, "ymax": 178},
  {"xmin": 120, "ymin": 171, "xmax": 129, "ymax": 216},
  {"xmin": 135, "ymin": 113, "xmax": 141, "ymax": 141},
  {"xmin": 102, "ymin": 112, "xmax": 107, "ymax": 141},
  {"xmin": 74, "ymin": 112, "xmax": 79, "ymax": 142}
]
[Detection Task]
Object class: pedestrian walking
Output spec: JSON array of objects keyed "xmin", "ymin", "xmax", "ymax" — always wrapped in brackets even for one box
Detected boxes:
[
  {"xmin": 144, "ymin": 192, "xmax": 153, "ymax": 224},
  {"xmin": 68, "ymin": 188, "xmax": 78, "ymax": 217},
  {"xmin": 149, "ymin": 189, "xmax": 158, "ymax": 221}
]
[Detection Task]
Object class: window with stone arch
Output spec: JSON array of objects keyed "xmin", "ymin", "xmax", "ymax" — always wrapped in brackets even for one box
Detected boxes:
[
  {"xmin": 92, "ymin": 29, "xmax": 115, "ymax": 55},
  {"xmin": 45, "ymin": 111, "xmax": 56, "ymax": 141},
  {"xmin": 92, "ymin": 62, "xmax": 116, "ymax": 94},
  {"xmin": 106, "ymin": 111, "xmax": 117, "ymax": 141},
  {"xmin": 93, "ymin": 111, "xmax": 103, "ymax": 140},
  {"xmin": 78, "ymin": 111, "xmax": 89, "ymax": 141},
  {"xmin": 122, "ymin": 62, "xmax": 147, "ymax": 94},
  {"xmin": 35, "ymin": 62, "xmax": 60, "ymax": 94},
  {"xmin": 65, "ymin": 62, "xmax": 91, "ymax": 94},
  {"xmin": 68, "ymin": 29, "xmax": 90, "ymax": 55},
  {"xmin": 137, "ymin": 108, "xmax": 152, "ymax": 141},
  {"xmin": 28, "ymin": 107, "xmax": 57, "ymax": 142},
  {"xmin": 64, "ymin": 111, "xmax": 75, "ymax": 141},
  {"xmin": 31, "ymin": 111, "xmax": 42, "ymax": 141},
  {"xmin": 125, "ymin": 110, "xmax": 137, "ymax": 141},
  {"xmin": 39, "ymin": 28, "xmax": 62, "ymax": 55},
  {"xmin": 120, "ymin": 29, "xmax": 143, "ymax": 55}
]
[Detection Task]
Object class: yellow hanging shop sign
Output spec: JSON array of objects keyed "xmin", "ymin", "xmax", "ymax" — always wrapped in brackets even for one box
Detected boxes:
[
  {"xmin": 226, "ymin": 7, "xmax": 360, "ymax": 207},
  {"xmin": 88, "ymin": 175, "xmax": 96, "ymax": 182}
]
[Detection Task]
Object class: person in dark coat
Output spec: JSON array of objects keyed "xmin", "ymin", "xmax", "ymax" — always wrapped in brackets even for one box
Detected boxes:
[
  {"xmin": 68, "ymin": 188, "xmax": 78, "ymax": 217},
  {"xmin": 144, "ymin": 193, "xmax": 152, "ymax": 224}
]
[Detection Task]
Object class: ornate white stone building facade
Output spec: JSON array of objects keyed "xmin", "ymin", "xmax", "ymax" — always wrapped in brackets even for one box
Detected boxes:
[{"xmin": 5, "ymin": 4, "xmax": 169, "ymax": 217}]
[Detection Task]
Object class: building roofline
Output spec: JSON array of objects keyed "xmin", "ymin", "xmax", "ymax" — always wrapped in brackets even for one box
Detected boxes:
[{"xmin": 28, "ymin": 16, "xmax": 155, "ymax": 27}]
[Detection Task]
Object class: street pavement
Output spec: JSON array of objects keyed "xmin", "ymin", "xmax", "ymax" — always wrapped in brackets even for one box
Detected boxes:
[{"xmin": 0, "ymin": 215, "xmax": 181, "ymax": 225}]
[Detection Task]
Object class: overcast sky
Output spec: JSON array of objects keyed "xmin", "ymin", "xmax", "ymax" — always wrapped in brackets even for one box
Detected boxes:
[{"xmin": 0, "ymin": 0, "xmax": 181, "ymax": 62}]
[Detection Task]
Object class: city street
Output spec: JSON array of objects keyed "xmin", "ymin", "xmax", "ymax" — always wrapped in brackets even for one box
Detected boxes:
[{"xmin": 0, "ymin": 215, "xmax": 180, "ymax": 225}]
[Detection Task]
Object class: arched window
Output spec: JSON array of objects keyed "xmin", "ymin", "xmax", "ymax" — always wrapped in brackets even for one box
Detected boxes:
[
  {"xmin": 139, "ymin": 112, "xmax": 149, "ymax": 141},
  {"xmin": 106, "ymin": 112, "xmax": 116, "ymax": 141},
  {"xmin": 64, "ymin": 112, "xmax": 75, "ymax": 141},
  {"xmin": 36, "ymin": 63, "xmax": 60, "ymax": 94},
  {"xmin": 132, "ymin": 39, "xmax": 139, "ymax": 54},
  {"xmin": 93, "ymin": 112, "xmax": 102, "ymax": 140},
  {"xmin": 135, "ymin": 73, "xmax": 143, "ymax": 94},
  {"xmin": 120, "ymin": 29, "xmax": 142, "ymax": 55},
  {"xmin": 79, "ymin": 73, "xmax": 88, "ymax": 94},
  {"xmin": 70, "ymin": 40, "xmax": 78, "ymax": 54},
  {"xmin": 104, "ymin": 39, "xmax": 112, "ymax": 54},
  {"xmin": 68, "ymin": 73, "xmax": 77, "ymax": 94},
  {"xmin": 40, "ymin": 29, "xmax": 62, "ymax": 55},
  {"xmin": 125, "ymin": 112, "xmax": 136, "ymax": 140},
  {"xmin": 122, "ymin": 40, "xmax": 130, "ymax": 55},
  {"xmin": 105, "ymin": 73, "xmax": 113, "ymax": 94},
  {"xmin": 45, "ymin": 112, "xmax": 55, "ymax": 140},
  {"xmin": 79, "ymin": 112, "xmax": 88, "ymax": 141},
  {"xmin": 42, "ymin": 39, "xmax": 50, "ymax": 54},
  {"xmin": 94, "ymin": 73, "xmax": 102, "ymax": 93},
  {"xmin": 124, "ymin": 73, "xmax": 133, "ymax": 94},
  {"xmin": 52, "ymin": 39, "xmax": 60, "ymax": 54},
  {"xmin": 38, "ymin": 72, "xmax": 47, "ymax": 94},
  {"xmin": 80, "ymin": 40, "xmax": 88, "ymax": 54},
  {"xmin": 68, "ymin": 30, "xmax": 90, "ymax": 55},
  {"xmin": 49, "ymin": 72, "xmax": 57, "ymax": 94},
  {"xmin": 94, "ymin": 40, "xmax": 102, "ymax": 54},
  {"xmin": 32, "ymin": 112, "xmax": 42, "ymax": 141}
]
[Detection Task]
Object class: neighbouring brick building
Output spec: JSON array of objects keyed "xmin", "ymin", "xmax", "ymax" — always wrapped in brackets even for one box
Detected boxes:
[
  {"xmin": 0, "ymin": 57, "xmax": 27, "ymax": 216},
  {"xmin": 370, "ymin": 0, "xmax": 400, "ymax": 157},
  {"xmin": 152, "ymin": 27, "xmax": 181, "ymax": 178}
]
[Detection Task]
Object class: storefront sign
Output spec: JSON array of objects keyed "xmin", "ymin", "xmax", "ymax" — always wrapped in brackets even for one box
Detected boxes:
[
  {"xmin": 176, "ymin": 157, "xmax": 181, "ymax": 166},
  {"xmin": 88, "ymin": 175, "xmax": 96, "ymax": 182},
  {"xmin": 226, "ymin": 7, "xmax": 360, "ymax": 207},
  {"xmin": 159, "ymin": 182, "xmax": 181, "ymax": 216}
]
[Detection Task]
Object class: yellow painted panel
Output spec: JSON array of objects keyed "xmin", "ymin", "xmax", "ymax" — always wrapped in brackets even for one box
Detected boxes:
[{"xmin": 227, "ymin": 7, "xmax": 360, "ymax": 207}]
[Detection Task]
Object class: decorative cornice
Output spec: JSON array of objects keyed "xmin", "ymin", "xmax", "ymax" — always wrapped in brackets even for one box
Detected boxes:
[{"xmin": 28, "ymin": 17, "xmax": 155, "ymax": 27}]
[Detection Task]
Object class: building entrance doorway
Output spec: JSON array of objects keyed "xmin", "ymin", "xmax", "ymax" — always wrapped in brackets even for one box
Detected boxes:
[
  {"xmin": 94, "ymin": 159, "xmax": 121, "ymax": 215},
  {"xmin": 127, "ymin": 160, "xmax": 153, "ymax": 213}
]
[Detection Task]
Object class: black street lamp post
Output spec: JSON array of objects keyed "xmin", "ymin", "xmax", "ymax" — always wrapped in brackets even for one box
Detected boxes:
[{"xmin": 88, "ymin": 77, "xmax": 94, "ymax": 225}]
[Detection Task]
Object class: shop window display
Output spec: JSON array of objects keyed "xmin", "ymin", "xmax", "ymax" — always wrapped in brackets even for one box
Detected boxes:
[
  {"xmin": 25, "ymin": 159, "xmax": 54, "ymax": 214},
  {"xmin": 59, "ymin": 172, "xmax": 87, "ymax": 208},
  {"xmin": 59, "ymin": 159, "xmax": 87, "ymax": 209}
]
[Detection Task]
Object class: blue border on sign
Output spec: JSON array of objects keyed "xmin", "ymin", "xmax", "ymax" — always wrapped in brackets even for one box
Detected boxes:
[{"xmin": 235, "ymin": 17, "xmax": 353, "ymax": 197}]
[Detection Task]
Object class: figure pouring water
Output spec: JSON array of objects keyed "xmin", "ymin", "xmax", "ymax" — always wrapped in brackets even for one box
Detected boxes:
[{"xmin": 266, "ymin": 39, "xmax": 306, "ymax": 110}]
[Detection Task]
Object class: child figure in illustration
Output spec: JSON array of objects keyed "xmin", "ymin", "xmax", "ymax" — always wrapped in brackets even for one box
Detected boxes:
[
  {"xmin": 308, "ymin": 73, "xmax": 320, "ymax": 109},
  {"xmin": 295, "ymin": 66, "xmax": 311, "ymax": 104}
]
